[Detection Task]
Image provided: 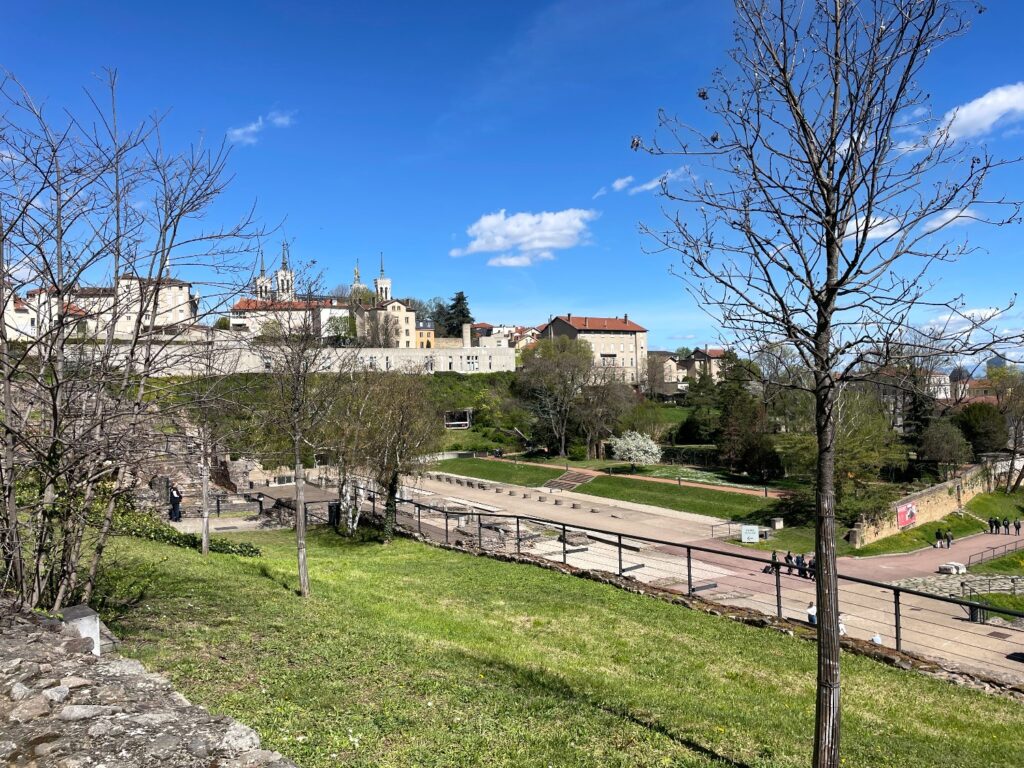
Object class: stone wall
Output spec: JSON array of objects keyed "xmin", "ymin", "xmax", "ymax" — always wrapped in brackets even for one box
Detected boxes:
[
  {"xmin": 0, "ymin": 602, "xmax": 296, "ymax": 767},
  {"xmin": 853, "ymin": 464, "xmax": 991, "ymax": 547}
]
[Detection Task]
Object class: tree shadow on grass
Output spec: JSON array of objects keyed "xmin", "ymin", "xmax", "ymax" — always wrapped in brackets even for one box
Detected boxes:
[{"xmin": 451, "ymin": 650, "xmax": 754, "ymax": 768}]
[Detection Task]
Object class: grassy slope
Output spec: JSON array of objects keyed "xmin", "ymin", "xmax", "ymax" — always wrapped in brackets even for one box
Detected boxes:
[
  {"xmin": 853, "ymin": 513, "xmax": 987, "ymax": 557},
  {"xmin": 435, "ymin": 457, "xmax": 562, "ymax": 487},
  {"xmin": 98, "ymin": 530, "xmax": 1024, "ymax": 768},
  {"xmin": 972, "ymin": 592, "xmax": 1024, "ymax": 619},
  {"xmin": 577, "ymin": 475, "xmax": 772, "ymax": 521},
  {"xmin": 971, "ymin": 549, "xmax": 1024, "ymax": 576}
]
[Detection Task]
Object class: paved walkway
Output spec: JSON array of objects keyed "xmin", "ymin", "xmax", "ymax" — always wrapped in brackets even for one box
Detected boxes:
[
  {"xmin": 483, "ymin": 457, "xmax": 786, "ymax": 498},
  {"xmin": 411, "ymin": 471, "xmax": 1024, "ymax": 685},
  {"xmin": 169, "ymin": 516, "xmax": 270, "ymax": 535}
]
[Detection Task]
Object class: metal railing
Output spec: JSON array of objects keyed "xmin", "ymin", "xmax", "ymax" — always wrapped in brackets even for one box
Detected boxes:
[
  {"xmin": 967, "ymin": 537, "xmax": 1024, "ymax": 566},
  {"xmin": 347, "ymin": 482, "xmax": 1024, "ymax": 679}
]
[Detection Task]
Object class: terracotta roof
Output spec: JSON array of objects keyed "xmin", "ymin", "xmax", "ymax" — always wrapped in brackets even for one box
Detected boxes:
[
  {"xmin": 472, "ymin": 322, "xmax": 493, "ymax": 329},
  {"xmin": 553, "ymin": 315, "xmax": 647, "ymax": 332},
  {"xmin": 693, "ymin": 347, "xmax": 727, "ymax": 359},
  {"xmin": 231, "ymin": 297, "xmax": 335, "ymax": 312},
  {"xmin": 74, "ymin": 287, "xmax": 116, "ymax": 298}
]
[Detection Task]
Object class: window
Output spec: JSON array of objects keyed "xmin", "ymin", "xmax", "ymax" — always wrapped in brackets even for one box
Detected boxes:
[
  {"xmin": 405, "ymin": 316, "xmax": 410, "ymax": 324},
  {"xmin": 620, "ymin": 343, "xmax": 624, "ymax": 352}
]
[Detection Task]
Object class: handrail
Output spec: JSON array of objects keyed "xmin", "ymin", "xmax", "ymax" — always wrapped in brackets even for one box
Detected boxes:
[
  {"xmin": 967, "ymin": 537, "xmax": 1024, "ymax": 567},
  {"xmin": 353, "ymin": 481, "xmax": 1024, "ymax": 621}
]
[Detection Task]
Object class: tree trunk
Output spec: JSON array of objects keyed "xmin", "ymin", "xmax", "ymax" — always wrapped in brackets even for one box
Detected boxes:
[
  {"xmin": 200, "ymin": 456, "xmax": 210, "ymax": 557},
  {"xmin": 383, "ymin": 472, "xmax": 399, "ymax": 542},
  {"xmin": 294, "ymin": 440, "xmax": 310, "ymax": 598},
  {"xmin": 813, "ymin": 381, "xmax": 841, "ymax": 768}
]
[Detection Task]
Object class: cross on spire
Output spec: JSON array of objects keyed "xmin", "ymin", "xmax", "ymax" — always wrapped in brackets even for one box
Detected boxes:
[{"xmin": 379, "ymin": 251, "xmax": 385, "ymax": 277}]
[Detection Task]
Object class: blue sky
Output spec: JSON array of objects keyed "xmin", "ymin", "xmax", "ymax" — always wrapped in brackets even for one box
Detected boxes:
[{"xmin": 5, "ymin": 1, "xmax": 1024, "ymax": 350}]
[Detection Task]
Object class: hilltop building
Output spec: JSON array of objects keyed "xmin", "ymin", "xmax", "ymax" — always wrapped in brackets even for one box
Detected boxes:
[{"xmin": 541, "ymin": 314, "xmax": 648, "ymax": 384}]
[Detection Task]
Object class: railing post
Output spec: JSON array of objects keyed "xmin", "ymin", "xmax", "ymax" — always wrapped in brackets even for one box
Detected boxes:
[
  {"xmin": 562, "ymin": 523, "xmax": 567, "ymax": 564},
  {"xmin": 686, "ymin": 546, "xmax": 693, "ymax": 596},
  {"xmin": 516, "ymin": 517, "xmax": 521, "ymax": 555},
  {"xmin": 445, "ymin": 512, "xmax": 449, "ymax": 545},
  {"xmin": 215, "ymin": 495, "xmax": 221, "ymax": 517},
  {"xmin": 775, "ymin": 564, "xmax": 782, "ymax": 619},
  {"xmin": 894, "ymin": 589, "xmax": 902, "ymax": 652},
  {"xmin": 618, "ymin": 533, "xmax": 623, "ymax": 576},
  {"xmin": 478, "ymin": 514, "xmax": 483, "ymax": 548},
  {"xmin": 416, "ymin": 504, "xmax": 421, "ymax": 534}
]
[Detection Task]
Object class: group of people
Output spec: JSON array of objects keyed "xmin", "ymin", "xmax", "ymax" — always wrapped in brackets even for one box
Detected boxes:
[
  {"xmin": 988, "ymin": 516, "xmax": 1022, "ymax": 535},
  {"xmin": 933, "ymin": 528, "xmax": 955, "ymax": 548},
  {"xmin": 778, "ymin": 550, "xmax": 815, "ymax": 579}
]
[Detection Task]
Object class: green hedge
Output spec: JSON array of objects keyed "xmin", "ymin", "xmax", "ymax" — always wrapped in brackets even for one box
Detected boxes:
[{"xmin": 114, "ymin": 509, "xmax": 261, "ymax": 558}]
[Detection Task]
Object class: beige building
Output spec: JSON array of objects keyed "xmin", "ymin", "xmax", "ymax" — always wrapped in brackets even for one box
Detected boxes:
[
  {"xmin": 416, "ymin": 318, "xmax": 435, "ymax": 348},
  {"xmin": 541, "ymin": 314, "xmax": 648, "ymax": 384},
  {"xmin": 678, "ymin": 346, "xmax": 728, "ymax": 382}
]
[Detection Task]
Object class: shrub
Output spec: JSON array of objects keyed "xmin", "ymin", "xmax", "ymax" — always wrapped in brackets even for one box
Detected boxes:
[
  {"xmin": 740, "ymin": 434, "xmax": 785, "ymax": 482},
  {"xmin": 114, "ymin": 508, "xmax": 261, "ymax": 557},
  {"xmin": 609, "ymin": 431, "xmax": 662, "ymax": 470}
]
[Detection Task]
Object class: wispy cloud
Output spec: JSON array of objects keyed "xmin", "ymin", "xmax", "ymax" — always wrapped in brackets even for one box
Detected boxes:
[
  {"xmin": 611, "ymin": 175, "xmax": 634, "ymax": 192},
  {"xmin": 628, "ymin": 166, "xmax": 689, "ymax": 195},
  {"xmin": 944, "ymin": 82, "xmax": 1024, "ymax": 140},
  {"xmin": 227, "ymin": 109, "xmax": 297, "ymax": 146},
  {"xmin": 843, "ymin": 216, "xmax": 900, "ymax": 241},
  {"xmin": 451, "ymin": 208, "xmax": 599, "ymax": 267},
  {"xmin": 592, "ymin": 186, "xmax": 607, "ymax": 199},
  {"xmin": 921, "ymin": 207, "xmax": 981, "ymax": 234}
]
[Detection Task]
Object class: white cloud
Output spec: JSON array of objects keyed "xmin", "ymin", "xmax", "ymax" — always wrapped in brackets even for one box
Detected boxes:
[
  {"xmin": 844, "ymin": 216, "xmax": 900, "ymax": 241},
  {"xmin": 611, "ymin": 175, "xmax": 634, "ymax": 191},
  {"xmin": 628, "ymin": 166, "xmax": 688, "ymax": 195},
  {"xmin": 227, "ymin": 117, "xmax": 264, "ymax": 145},
  {"xmin": 921, "ymin": 207, "xmax": 981, "ymax": 234},
  {"xmin": 227, "ymin": 109, "xmax": 297, "ymax": 145},
  {"xmin": 592, "ymin": 186, "xmax": 607, "ymax": 199},
  {"xmin": 268, "ymin": 110, "xmax": 295, "ymax": 127},
  {"xmin": 451, "ymin": 208, "xmax": 599, "ymax": 267},
  {"xmin": 487, "ymin": 251, "xmax": 555, "ymax": 267},
  {"xmin": 944, "ymin": 82, "xmax": 1024, "ymax": 140}
]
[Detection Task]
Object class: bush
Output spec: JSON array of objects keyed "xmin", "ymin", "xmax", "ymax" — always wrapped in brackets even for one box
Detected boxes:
[
  {"xmin": 954, "ymin": 402, "xmax": 1007, "ymax": 456},
  {"xmin": 114, "ymin": 508, "xmax": 261, "ymax": 557},
  {"xmin": 567, "ymin": 443, "xmax": 588, "ymax": 461},
  {"xmin": 740, "ymin": 434, "xmax": 785, "ymax": 482},
  {"xmin": 609, "ymin": 431, "xmax": 662, "ymax": 469}
]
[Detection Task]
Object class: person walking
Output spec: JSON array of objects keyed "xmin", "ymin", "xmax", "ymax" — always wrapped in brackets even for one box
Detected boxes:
[
  {"xmin": 784, "ymin": 551, "xmax": 794, "ymax": 576},
  {"xmin": 945, "ymin": 529, "xmax": 953, "ymax": 548},
  {"xmin": 806, "ymin": 601, "xmax": 817, "ymax": 626},
  {"xmin": 989, "ymin": 516, "xmax": 996, "ymax": 534},
  {"xmin": 1015, "ymin": 518, "xmax": 1022, "ymax": 536},
  {"xmin": 770, "ymin": 550, "xmax": 779, "ymax": 571},
  {"xmin": 807, "ymin": 555, "xmax": 816, "ymax": 580},
  {"xmin": 169, "ymin": 484, "xmax": 182, "ymax": 523},
  {"xmin": 1004, "ymin": 517, "xmax": 1011, "ymax": 535},
  {"xmin": 935, "ymin": 529, "xmax": 944, "ymax": 548},
  {"xmin": 795, "ymin": 553, "xmax": 806, "ymax": 579}
]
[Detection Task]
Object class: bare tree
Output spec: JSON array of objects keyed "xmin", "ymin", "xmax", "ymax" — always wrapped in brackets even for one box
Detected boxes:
[
  {"xmin": 577, "ymin": 371, "xmax": 635, "ymax": 459},
  {"xmin": 0, "ymin": 69, "xmax": 255, "ymax": 610},
  {"xmin": 638, "ymin": 3, "xmax": 1019, "ymax": 765},
  {"xmin": 519, "ymin": 337, "xmax": 593, "ymax": 456},
  {"xmin": 250, "ymin": 272, "xmax": 334, "ymax": 597},
  {"xmin": 363, "ymin": 369, "xmax": 443, "ymax": 542}
]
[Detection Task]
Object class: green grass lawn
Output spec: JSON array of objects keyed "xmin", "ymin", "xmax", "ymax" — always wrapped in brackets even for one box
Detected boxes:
[
  {"xmin": 965, "ymin": 490, "xmax": 1024, "ymax": 525},
  {"xmin": 435, "ymin": 457, "xmax": 563, "ymax": 487},
  {"xmin": 970, "ymin": 548, "xmax": 1024, "ymax": 576},
  {"xmin": 576, "ymin": 476, "xmax": 773, "ymax": 521},
  {"xmin": 852, "ymin": 513, "xmax": 987, "ymax": 557},
  {"xmin": 96, "ymin": 529, "xmax": 1024, "ymax": 768},
  {"xmin": 738, "ymin": 526, "xmax": 855, "ymax": 557},
  {"xmin": 971, "ymin": 592, "xmax": 1024, "ymax": 620}
]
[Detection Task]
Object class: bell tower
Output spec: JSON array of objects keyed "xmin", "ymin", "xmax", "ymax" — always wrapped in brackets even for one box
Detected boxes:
[
  {"xmin": 373, "ymin": 251, "xmax": 392, "ymax": 302},
  {"xmin": 275, "ymin": 241, "xmax": 295, "ymax": 301},
  {"xmin": 254, "ymin": 250, "xmax": 272, "ymax": 301}
]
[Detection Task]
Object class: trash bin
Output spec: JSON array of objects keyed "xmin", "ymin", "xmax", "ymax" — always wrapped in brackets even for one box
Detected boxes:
[
  {"xmin": 328, "ymin": 501, "xmax": 341, "ymax": 527},
  {"xmin": 968, "ymin": 604, "xmax": 986, "ymax": 623}
]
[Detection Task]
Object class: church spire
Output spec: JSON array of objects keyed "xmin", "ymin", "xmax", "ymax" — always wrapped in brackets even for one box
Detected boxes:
[
  {"xmin": 379, "ymin": 251, "xmax": 385, "ymax": 277},
  {"xmin": 259, "ymin": 249, "xmax": 266, "ymax": 277},
  {"xmin": 354, "ymin": 258, "xmax": 361, "ymax": 284},
  {"xmin": 281, "ymin": 241, "xmax": 290, "ymax": 271}
]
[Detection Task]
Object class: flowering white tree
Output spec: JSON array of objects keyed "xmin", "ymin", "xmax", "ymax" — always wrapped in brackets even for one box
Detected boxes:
[{"xmin": 609, "ymin": 431, "xmax": 662, "ymax": 472}]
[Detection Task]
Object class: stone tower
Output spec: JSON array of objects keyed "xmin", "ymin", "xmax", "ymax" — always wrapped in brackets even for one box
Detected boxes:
[
  {"xmin": 254, "ymin": 250, "xmax": 272, "ymax": 301},
  {"xmin": 373, "ymin": 252, "xmax": 392, "ymax": 303},
  {"xmin": 275, "ymin": 242, "xmax": 295, "ymax": 301}
]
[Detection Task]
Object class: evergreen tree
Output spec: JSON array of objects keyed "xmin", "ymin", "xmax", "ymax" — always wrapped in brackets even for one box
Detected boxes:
[{"xmin": 443, "ymin": 291, "xmax": 473, "ymax": 336}]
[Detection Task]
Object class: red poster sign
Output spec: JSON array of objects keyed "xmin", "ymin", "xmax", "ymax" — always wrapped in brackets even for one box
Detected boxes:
[{"xmin": 897, "ymin": 502, "xmax": 917, "ymax": 528}]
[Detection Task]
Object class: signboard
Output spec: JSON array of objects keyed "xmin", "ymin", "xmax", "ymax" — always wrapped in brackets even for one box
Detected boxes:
[
  {"xmin": 897, "ymin": 502, "xmax": 918, "ymax": 528},
  {"xmin": 740, "ymin": 525, "xmax": 760, "ymax": 543}
]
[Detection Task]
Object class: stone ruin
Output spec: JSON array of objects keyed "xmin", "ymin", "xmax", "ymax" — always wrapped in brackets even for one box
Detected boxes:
[{"xmin": 0, "ymin": 601, "xmax": 296, "ymax": 767}]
